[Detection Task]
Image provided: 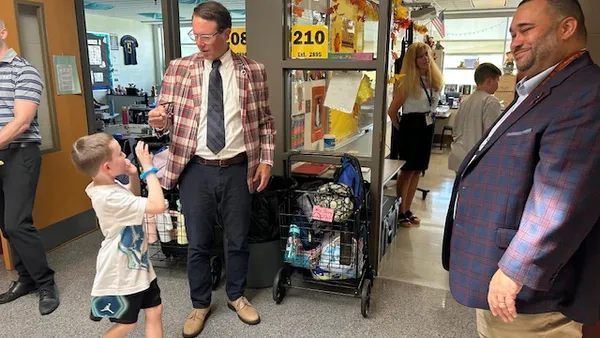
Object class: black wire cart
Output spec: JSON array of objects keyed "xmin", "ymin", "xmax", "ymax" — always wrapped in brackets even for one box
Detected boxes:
[
  {"xmin": 272, "ymin": 152, "xmax": 374, "ymax": 317},
  {"xmin": 123, "ymin": 136, "xmax": 224, "ymax": 290}
]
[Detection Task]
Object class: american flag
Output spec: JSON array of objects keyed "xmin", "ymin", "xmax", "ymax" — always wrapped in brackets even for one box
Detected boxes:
[{"xmin": 432, "ymin": 11, "xmax": 445, "ymax": 38}]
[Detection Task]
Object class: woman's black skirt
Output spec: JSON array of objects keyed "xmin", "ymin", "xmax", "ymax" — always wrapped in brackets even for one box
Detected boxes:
[{"xmin": 397, "ymin": 112, "xmax": 435, "ymax": 172}]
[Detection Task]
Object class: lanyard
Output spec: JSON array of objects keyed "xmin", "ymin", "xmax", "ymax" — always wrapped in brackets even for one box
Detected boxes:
[
  {"xmin": 525, "ymin": 50, "xmax": 586, "ymax": 105},
  {"xmin": 475, "ymin": 50, "xmax": 586, "ymax": 155},
  {"xmin": 420, "ymin": 77, "xmax": 433, "ymax": 106}
]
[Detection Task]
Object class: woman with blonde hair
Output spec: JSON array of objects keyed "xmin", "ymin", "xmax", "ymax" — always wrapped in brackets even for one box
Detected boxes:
[{"xmin": 387, "ymin": 42, "xmax": 443, "ymax": 227}]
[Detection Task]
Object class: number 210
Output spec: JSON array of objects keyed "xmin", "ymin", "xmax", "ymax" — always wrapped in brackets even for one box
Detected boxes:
[{"xmin": 293, "ymin": 30, "xmax": 325, "ymax": 45}]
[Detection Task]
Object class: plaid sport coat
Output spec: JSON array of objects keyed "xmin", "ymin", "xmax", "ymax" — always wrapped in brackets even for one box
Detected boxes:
[
  {"xmin": 156, "ymin": 52, "xmax": 275, "ymax": 192},
  {"xmin": 442, "ymin": 52, "xmax": 600, "ymax": 324}
]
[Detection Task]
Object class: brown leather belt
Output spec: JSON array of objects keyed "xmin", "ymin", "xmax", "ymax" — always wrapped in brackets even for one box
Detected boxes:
[{"xmin": 195, "ymin": 152, "xmax": 246, "ymax": 167}]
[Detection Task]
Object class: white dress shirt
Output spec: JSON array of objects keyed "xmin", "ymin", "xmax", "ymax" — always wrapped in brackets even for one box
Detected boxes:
[
  {"xmin": 476, "ymin": 63, "xmax": 558, "ymax": 152},
  {"xmin": 195, "ymin": 49, "xmax": 246, "ymax": 160}
]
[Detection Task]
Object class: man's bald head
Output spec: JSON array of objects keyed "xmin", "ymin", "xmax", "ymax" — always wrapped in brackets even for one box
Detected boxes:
[
  {"xmin": 519, "ymin": 0, "xmax": 587, "ymax": 41},
  {"xmin": 0, "ymin": 20, "xmax": 5, "ymax": 30}
]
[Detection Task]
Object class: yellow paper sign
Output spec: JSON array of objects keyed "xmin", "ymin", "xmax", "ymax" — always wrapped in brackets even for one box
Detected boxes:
[
  {"xmin": 228, "ymin": 27, "xmax": 246, "ymax": 56},
  {"xmin": 291, "ymin": 25, "xmax": 329, "ymax": 59}
]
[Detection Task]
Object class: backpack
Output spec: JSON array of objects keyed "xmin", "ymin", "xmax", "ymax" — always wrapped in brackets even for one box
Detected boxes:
[{"xmin": 334, "ymin": 154, "xmax": 365, "ymax": 210}]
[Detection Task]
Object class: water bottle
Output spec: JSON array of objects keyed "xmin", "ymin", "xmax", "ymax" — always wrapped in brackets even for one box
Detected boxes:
[{"xmin": 284, "ymin": 224, "xmax": 301, "ymax": 262}]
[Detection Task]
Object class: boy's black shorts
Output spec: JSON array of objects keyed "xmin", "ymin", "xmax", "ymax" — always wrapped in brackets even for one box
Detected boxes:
[{"xmin": 90, "ymin": 279, "xmax": 161, "ymax": 325}]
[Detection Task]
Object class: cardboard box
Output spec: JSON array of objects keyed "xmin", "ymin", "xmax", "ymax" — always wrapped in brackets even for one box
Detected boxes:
[
  {"xmin": 495, "ymin": 91, "xmax": 516, "ymax": 106},
  {"xmin": 498, "ymin": 75, "xmax": 517, "ymax": 92}
]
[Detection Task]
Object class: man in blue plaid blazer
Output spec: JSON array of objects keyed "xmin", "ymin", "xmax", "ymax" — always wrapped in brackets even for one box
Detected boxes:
[{"xmin": 442, "ymin": 0, "xmax": 600, "ymax": 336}]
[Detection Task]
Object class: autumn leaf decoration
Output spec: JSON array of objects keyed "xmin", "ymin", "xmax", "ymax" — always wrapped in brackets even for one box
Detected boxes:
[
  {"xmin": 395, "ymin": 6, "xmax": 408, "ymax": 20},
  {"xmin": 390, "ymin": 4, "xmax": 428, "ymax": 35},
  {"xmin": 413, "ymin": 23, "xmax": 428, "ymax": 34},
  {"xmin": 293, "ymin": 6, "xmax": 305, "ymax": 17},
  {"xmin": 327, "ymin": 0, "xmax": 378, "ymax": 22}
]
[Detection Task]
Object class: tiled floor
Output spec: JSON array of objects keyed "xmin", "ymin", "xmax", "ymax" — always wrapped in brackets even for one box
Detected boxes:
[
  {"xmin": 0, "ymin": 230, "xmax": 477, "ymax": 338},
  {"xmin": 0, "ymin": 151, "xmax": 481, "ymax": 337},
  {"xmin": 379, "ymin": 152, "xmax": 456, "ymax": 290}
]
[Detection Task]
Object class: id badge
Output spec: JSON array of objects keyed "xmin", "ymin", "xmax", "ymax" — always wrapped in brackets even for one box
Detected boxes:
[{"xmin": 425, "ymin": 113, "xmax": 433, "ymax": 126}]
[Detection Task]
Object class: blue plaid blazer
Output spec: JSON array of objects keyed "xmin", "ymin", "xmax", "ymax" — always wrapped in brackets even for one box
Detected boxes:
[{"xmin": 442, "ymin": 52, "xmax": 600, "ymax": 325}]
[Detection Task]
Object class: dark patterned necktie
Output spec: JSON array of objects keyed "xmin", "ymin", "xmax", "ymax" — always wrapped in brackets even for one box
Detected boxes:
[{"xmin": 206, "ymin": 59, "xmax": 225, "ymax": 154}]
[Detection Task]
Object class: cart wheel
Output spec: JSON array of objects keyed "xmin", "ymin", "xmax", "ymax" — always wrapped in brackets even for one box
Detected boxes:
[
  {"xmin": 272, "ymin": 267, "xmax": 287, "ymax": 304},
  {"xmin": 210, "ymin": 256, "xmax": 222, "ymax": 290},
  {"xmin": 361, "ymin": 278, "xmax": 372, "ymax": 318}
]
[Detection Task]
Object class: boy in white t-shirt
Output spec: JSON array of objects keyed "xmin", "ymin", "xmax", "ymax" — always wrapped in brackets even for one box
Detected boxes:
[{"xmin": 71, "ymin": 133, "xmax": 167, "ymax": 338}]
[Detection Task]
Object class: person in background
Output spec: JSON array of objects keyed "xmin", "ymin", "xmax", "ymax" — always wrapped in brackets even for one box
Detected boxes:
[
  {"xmin": 442, "ymin": 0, "xmax": 600, "ymax": 336},
  {"xmin": 0, "ymin": 19, "xmax": 59, "ymax": 315},
  {"xmin": 387, "ymin": 42, "xmax": 443, "ymax": 227},
  {"xmin": 147, "ymin": 2, "xmax": 275, "ymax": 337},
  {"xmin": 448, "ymin": 63, "xmax": 502, "ymax": 172},
  {"xmin": 72, "ymin": 135, "xmax": 165, "ymax": 338}
]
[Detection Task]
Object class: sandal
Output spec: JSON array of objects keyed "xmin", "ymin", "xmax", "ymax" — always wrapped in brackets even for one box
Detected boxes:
[
  {"xmin": 397, "ymin": 212, "xmax": 412, "ymax": 228},
  {"xmin": 405, "ymin": 210, "xmax": 421, "ymax": 225}
]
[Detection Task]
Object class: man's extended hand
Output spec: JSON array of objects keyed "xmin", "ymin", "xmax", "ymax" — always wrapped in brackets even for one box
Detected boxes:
[
  {"xmin": 253, "ymin": 163, "xmax": 271, "ymax": 192},
  {"xmin": 488, "ymin": 268, "xmax": 523, "ymax": 323}
]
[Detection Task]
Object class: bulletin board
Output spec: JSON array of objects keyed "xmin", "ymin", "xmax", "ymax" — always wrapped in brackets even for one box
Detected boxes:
[{"xmin": 87, "ymin": 32, "xmax": 112, "ymax": 90}]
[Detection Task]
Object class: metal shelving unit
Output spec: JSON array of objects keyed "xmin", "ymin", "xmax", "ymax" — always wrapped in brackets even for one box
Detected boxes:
[{"xmin": 247, "ymin": 0, "xmax": 397, "ymax": 272}]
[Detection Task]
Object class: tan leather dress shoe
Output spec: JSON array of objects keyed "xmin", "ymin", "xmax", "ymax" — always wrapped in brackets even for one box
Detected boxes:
[
  {"xmin": 227, "ymin": 296, "xmax": 260, "ymax": 325},
  {"xmin": 182, "ymin": 308, "xmax": 211, "ymax": 338}
]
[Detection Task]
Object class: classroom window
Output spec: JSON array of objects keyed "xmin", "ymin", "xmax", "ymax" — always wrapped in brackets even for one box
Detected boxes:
[
  {"xmin": 287, "ymin": 69, "xmax": 376, "ymax": 157},
  {"xmin": 16, "ymin": 2, "xmax": 59, "ymax": 152}
]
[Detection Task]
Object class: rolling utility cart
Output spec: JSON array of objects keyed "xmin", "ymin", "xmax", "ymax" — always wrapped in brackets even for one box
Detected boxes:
[
  {"xmin": 124, "ymin": 136, "xmax": 224, "ymax": 290},
  {"xmin": 273, "ymin": 152, "xmax": 374, "ymax": 317}
]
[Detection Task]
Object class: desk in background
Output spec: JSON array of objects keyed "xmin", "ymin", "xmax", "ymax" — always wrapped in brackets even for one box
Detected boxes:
[{"xmin": 107, "ymin": 94, "xmax": 155, "ymax": 116}]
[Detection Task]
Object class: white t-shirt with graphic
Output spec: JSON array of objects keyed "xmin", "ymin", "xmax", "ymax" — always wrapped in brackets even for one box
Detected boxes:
[{"xmin": 85, "ymin": 180, "xmax": 156, "ymax": 297}]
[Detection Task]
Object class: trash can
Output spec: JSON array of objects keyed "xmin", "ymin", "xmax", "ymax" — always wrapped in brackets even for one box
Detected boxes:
[{"xmin": 223, "ymin": 176, "xmax": 296, "ymax": 289}]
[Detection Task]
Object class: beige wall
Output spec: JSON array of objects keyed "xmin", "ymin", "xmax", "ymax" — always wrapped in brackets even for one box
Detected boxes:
[{"xmin": 580, "ymin": 0, "xmax": 600, "ymax": 61}]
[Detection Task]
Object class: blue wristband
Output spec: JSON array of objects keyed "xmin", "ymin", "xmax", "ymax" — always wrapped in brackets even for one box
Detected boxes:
[{"xmin": 140, "ymin": 167, "xmax": 159, "ymax": 180}]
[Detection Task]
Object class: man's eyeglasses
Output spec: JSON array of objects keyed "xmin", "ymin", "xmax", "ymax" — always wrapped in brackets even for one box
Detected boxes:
[{"xmin": 188, "ymin": 30, "xmax": 220, "ymax": 42}]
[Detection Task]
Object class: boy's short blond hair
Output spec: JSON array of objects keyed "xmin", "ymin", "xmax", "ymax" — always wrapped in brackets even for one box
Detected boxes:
[{"xmin": 71, "ymin": 133, "xmax": 114, "ymax": 177}]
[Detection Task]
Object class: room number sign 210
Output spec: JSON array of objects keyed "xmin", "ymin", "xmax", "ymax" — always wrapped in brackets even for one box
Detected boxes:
[{"xmin": 291, "ymin": 25, "xmax": 329, "ymax": 59}]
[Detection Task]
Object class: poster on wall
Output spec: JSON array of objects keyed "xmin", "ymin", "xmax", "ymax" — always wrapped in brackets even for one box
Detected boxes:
[
  {"xmin": 88, "ymin": 45, "xmax": 102, "ymax": 66},
  {"xmin": 110, "ymin": 34, "xmax": 119, "ymax": 50},
  {"xmin": 341, "ymin": 18, "xmax": 355, "ymax": 49},
  {"xmin": 53, "ymin": 55, "xmax": 82, "ymax": 95},
  {"xmin": 311, "ymin": 85, "xmax": 326, "ymax": 143}
]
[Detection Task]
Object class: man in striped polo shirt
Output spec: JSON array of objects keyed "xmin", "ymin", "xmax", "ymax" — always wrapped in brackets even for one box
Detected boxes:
[{"xmin": 0, "ymin": 20, "xmax": 59, "ymax": 315}]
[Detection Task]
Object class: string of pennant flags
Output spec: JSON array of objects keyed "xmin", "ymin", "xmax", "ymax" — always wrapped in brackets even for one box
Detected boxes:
[{"xmin": 444, "ymin": 21, "xmax": 507, "ymax": 37}]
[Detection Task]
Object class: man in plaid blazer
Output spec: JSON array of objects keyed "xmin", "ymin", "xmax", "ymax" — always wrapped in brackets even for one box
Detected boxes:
[
  {"xmin": 443, "ymin": 0, "xmax": 600, "ymax": 336},
  {"xmin": 148, "ymin": 2, "xmax": 274, "ymax": 337}
]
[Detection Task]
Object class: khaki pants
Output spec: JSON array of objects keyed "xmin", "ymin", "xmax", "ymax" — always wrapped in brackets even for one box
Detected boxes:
[{"xmin": 477, "ymin": 309, "xmax": 583, "ymax": 338}]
